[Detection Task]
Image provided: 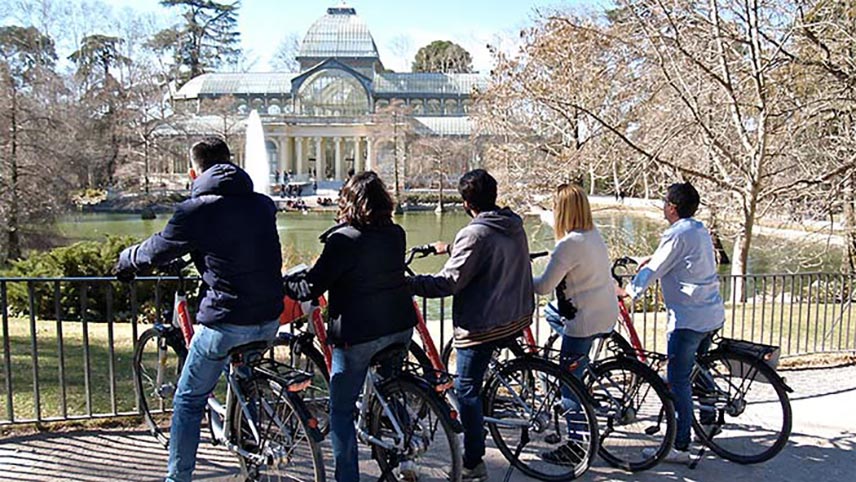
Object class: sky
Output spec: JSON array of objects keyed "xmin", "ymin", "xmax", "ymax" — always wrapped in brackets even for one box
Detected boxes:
[{"xmin": 102, "ymin": 0, "xmax": 601, "ymax": 73}]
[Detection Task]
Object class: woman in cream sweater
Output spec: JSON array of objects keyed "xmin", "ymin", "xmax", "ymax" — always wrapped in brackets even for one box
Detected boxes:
[{"xmin": 532, "ymin": 183, "xmax": 619, "ymax": 464}]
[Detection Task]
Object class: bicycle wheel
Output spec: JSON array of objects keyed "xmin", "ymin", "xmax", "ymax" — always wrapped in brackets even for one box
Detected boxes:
[
  {"xmin": 484, "ymin": 356, "xmax": 598, "ymax": 481},
  {"xmin": 233, "ymin": 372, "xmax": 326, "ymax": 482},
  {"xmin": 691, "ymin": 350, "xmax": 792, "ymax": 464},
  {"xmin": 270, "ymin": 336, "xmax": 330, "ymax": 434},
  {"xmin": 368, "ymin": 377, "xmax": 463, "ymax": 482},
  {"xmin": 133, "ymin": 327, "xmax": 185, "ymax": 448},
  {"xmin": 586, "ymin": 357, "xmax": 676, "ymax": 472}
]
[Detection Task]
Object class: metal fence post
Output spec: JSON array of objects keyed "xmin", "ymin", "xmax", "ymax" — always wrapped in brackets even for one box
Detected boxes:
[
  {"xmin": 27, "ymin": 282, "xmax": 41, "ymax": 422},
  {"xmin": 1, "ymin": 281, "xmax": 13, "ymax": 422}
]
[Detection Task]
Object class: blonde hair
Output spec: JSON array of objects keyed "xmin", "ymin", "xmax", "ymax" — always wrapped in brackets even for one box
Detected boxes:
[{"xmin": 553, "ymin": 184, "xmax": 594, "ymax": 239}]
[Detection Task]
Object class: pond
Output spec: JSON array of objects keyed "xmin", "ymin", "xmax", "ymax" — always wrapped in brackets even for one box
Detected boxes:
[{"xmin": 55, "ymin": 210, "xmax": 842, "ymax": 274}]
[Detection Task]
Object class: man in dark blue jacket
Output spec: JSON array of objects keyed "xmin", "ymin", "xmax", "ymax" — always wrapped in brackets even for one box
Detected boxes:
[{"xmin": 114, "ymin": 137, "xmax": 283, "ymax": 482}]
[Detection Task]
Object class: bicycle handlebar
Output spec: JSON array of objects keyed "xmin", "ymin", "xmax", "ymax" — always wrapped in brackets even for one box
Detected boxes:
[
  {"xmin": 158, "ymin": 257, "xmax": 192, "ymax": 276},
  {"xmin": 406, "ymin": 244, "xmax": 438, "ymax": 266},
  {"xmin": 529, "ymin": 251, "xmax": 548, "ymax": 261},
  {"xmin": 611, "ymin": 256, "xmax": 638, "ymax": 286}
]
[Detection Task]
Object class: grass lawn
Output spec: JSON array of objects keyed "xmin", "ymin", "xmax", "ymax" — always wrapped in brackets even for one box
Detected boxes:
[{"xmin": 0, "ymin": 316, "xmax": 141, "ymax": 423}]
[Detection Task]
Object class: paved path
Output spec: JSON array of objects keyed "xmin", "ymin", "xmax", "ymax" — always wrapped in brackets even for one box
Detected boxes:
[{"xmin": 1, "ymin": 365, "xmax": 854, "ymax": 482}]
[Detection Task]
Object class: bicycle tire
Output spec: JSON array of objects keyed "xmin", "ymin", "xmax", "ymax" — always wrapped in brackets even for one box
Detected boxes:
[
  {"xmin": 484, "ymin": 356, "xmax": 599, "ymax": 481},
  {"xmin": 232, "ymin": 371, "xmax": 326, "ymax": 482},
  {"xmin": 368, "ymin": 376, "xmax": 463, "ymax": 482},
  {"xmin": 133, "ymin": 327, "xmax": 185, "ymax": 448},
  {"xmin": 692, "ymin": 350, "xmax": 792, "ymax": 464},
  {"xmin": 269, "ymin": 336, "xmax": 330, "ymax": 434},
  {"xmin": 586, "ymin": 357, "xmax": 676, "ymax": 472}
]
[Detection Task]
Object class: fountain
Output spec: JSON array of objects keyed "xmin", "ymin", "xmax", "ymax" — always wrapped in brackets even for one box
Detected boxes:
[{"xmin": 244, "ymin": 110, "xmax": 271, "ymax": 195}]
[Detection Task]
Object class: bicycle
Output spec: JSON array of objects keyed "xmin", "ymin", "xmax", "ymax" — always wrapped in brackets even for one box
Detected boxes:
[
  {"xmin": 604, "ymin": 256, "xmax": 794, "ymax": 466},
  {"xmin": 404, "ymin": 248, "xmax": 600, "ymax": 481},
  {"xmin": 427, "ymin": 252, "xmax": 673, "ymax": 473},
  {"xmin": 130, "ymin": 258, "xmax": 326, "ymax": 482},
  {"xmin": 280, "ymin": 262, "xmax": 463, "ymax": 482}
]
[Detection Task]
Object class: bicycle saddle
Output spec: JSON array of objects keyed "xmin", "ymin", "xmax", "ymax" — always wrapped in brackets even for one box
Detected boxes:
[
  {"xmin": 370, "ymin": 343, "xmax": 408, "ymax": 368},
  {"xmin": 228, "ymin": 340, "xmax": 271, "ymax": 364}
]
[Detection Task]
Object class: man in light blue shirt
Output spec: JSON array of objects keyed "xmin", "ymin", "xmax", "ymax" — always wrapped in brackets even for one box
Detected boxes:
[{"xmin": 622, "ymin": 182, "xmax": 724, "ymax": 463}]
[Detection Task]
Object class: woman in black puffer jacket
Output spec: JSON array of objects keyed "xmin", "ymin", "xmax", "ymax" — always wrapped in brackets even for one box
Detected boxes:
[{"xmin": 283, "ymin": 171, "xmax": 416, "ymax": 482}]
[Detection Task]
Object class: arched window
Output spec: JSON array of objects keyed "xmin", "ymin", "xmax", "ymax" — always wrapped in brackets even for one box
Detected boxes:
[
  {"xmin": 267, "ymin": 104, "xmax": 282, "ymax": 115},
  {"xmin": 426, "ymin": 99, "xmax": 442, "ymax": 115},
  {"xmin": 444, "ymin": 99, "xmax": 459, "ymax": 115},
  {"xmin": 296, "ymin": 69, "xmax": 370, "ymax": 116},
  {"xmin": 410, "ymin": 99, "xmax": 423, "ymax": 115}
]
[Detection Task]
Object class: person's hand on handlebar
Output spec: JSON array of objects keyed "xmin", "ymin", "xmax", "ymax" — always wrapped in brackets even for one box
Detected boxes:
[
  {"xmin": 430, "ymin": 241, "xmax": 449, "ymax": 255},
  {"xmin": 113, "ymin": 244, "xmax": 139, "ymax": 282},
  {"xmin": 283, "ymin": 270, "xmax": 314, "ymax": 301}
]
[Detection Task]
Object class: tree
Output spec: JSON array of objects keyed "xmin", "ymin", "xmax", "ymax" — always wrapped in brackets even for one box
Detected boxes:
[
  {"xmin": 0, "ymin": 25, "xmax": 60, "ymax": 261},
  {"xmin": 156, "ymin": 0, "xmax": 242, "ymax": 82},
  {"xmin": 270, "ymin": 32, "xmax": 300, "ymax": 71},
  {"xmin": 410, "ymin": 136, "xmax": 472, "ymax": 212},
  {"xmin": 69, "ymin": 34, "xmax": 134, "ymax": 188},
  {"xmin": 480, "ymin": 2, "xmax": 856, "ymax": 295},
  {"xmin": 412, "ymin": 40, "xmax": 473, "ymax": 73}
]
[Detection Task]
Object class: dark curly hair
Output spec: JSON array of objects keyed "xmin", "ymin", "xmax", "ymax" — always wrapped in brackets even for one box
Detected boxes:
[{"xmin": 337, "ymin": 171, "xmax": 394, "ymax": 227}]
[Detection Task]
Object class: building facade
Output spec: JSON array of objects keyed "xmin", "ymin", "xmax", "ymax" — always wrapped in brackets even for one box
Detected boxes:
[{"xmin": 168, "ymin": 3, "xmax": 485, "ymax": 187}]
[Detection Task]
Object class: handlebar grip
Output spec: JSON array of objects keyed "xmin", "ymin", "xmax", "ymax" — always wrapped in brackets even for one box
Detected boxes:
[
  {"xmin": 158, "ymin": 258, "xmax": 191, "ymax": 275},
  {"xmin": 413, "ymin": 244, "xmax": 437, "ymax": 255},
  {"xmin": 529, "ymin": 251, "xmax": 549, "ymax": 261}
]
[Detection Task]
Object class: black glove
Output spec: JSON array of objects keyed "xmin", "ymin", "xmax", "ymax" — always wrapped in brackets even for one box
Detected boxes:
[
  {"xmin": 114, "ymin": 245, "xmax": 138, "ymax": 282},
  {"xmin": 283, "ymin": 272, "xmax": 313, "ymax": 301},
  {"xmin": 113, "ymin": 261, "xmax": 136, "ymax": 283}
]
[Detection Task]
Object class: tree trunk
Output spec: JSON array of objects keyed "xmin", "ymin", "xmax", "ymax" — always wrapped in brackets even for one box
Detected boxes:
[
  {"xmin": 844, "ymin": 170, "xmax": 856, "ymax": 274},
  {"xmin": 730, "ymin": 191, "xmax": 758, "ymax": 302},
  {"xmin": 6, "ymin": 86, "xmax": 21, "ymax": 260},
  {"xmin": 436, "ymin": 172, "xmax": 445, "ymax": 214}
]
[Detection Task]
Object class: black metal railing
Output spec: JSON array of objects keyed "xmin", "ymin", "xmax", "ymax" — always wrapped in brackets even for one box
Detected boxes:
[{"xmin": 1, "ymin": 272, "xmax": 854, "ymax": 425}]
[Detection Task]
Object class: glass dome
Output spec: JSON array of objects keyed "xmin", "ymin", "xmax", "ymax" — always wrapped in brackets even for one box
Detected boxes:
[
  {"xmin": 296, "ymin": 69, "xmax": 370, "ymax": 116},
  {"xmin": 298, "ymin": 5, "xmax": 379, "ymax": 59}
]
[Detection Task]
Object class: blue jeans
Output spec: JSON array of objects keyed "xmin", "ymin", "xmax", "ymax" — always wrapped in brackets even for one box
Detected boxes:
[
  {"xmin": 455, "ymin": 341, "xmax": 497, "ymax": 470},
  {"xmin": 667, "ymin": 328, "xmax": 714, "ymax": 450},
  {"xmin": 547, "ymin": 304, "xmax": 598, "ymax": 440},
  {"xmin": 165, "ymin": 319, "xmax": 279, "ymax": 482},
  {"xmin": 329, "ymin": 328, "xmax": 414, "ymax": 482}
]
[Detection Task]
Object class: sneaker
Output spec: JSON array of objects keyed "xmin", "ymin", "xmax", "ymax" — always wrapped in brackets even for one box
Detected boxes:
[
  {"xmin": 643, "ymin": 447, "xmax": 694, "ymax": 465},
  {"xmin": 398, "ymin": 460, "xmax": 418, "ymax": 482},
  {"xmin": 538, "ymin": 443, "xmax": 586, "ymax": 466},
  {"xmin": 462, "ymin": 462, "xmax": 488, "ymax": 482}
]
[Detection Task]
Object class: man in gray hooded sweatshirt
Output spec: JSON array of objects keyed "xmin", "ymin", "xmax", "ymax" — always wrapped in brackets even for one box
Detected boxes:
[{"xmin": 409, "ymin": 169, "xmax": 534, "ymax": 482}]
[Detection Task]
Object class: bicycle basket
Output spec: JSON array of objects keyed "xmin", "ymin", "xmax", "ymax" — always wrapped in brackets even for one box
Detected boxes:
[{"xmin": 718, "ymin": 338, "xmax": 781, "ymax": 373}]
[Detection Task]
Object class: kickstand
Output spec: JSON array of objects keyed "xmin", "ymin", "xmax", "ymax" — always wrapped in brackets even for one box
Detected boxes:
[
  {"xmin": 688, "ymin": 445, "xmax": 706, "ymax": 470},
  {"xmin": 503, "ymin": 428, "xmax": 530, "ymax": 482}
]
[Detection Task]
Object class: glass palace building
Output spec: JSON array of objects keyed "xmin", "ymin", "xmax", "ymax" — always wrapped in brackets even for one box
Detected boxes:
[{"xmin": 169, "ymin": 3, "xmax": 486, "ymax": 186}]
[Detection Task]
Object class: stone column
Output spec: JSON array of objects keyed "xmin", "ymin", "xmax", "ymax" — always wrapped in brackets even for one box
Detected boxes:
[
  {"xmin": 295, "ymin": 137, "xmax": 304, "ymax": 176},
  {"xmin": 315, "ymin": 137, "xmax": 325, "ymax": 180},
  {"xmin": 283, "ymin": 136, "xmax": 292, "ymax": 176},
  {"xmin": 354, "ymin": 136, "xmax": 362, "ymax": 173},
  {"xmin": 366, "ymin": 138, "xmax": 373, "ymax": 172},
  {"xmin": 335, "ymin": 137, "xmax": 343, "ymax": 180}
]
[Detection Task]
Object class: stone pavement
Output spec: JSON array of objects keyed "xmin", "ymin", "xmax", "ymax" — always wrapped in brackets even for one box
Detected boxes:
[{"xmin": 1, "ymin": 365, "xmax": 854, "ymax": 482}]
